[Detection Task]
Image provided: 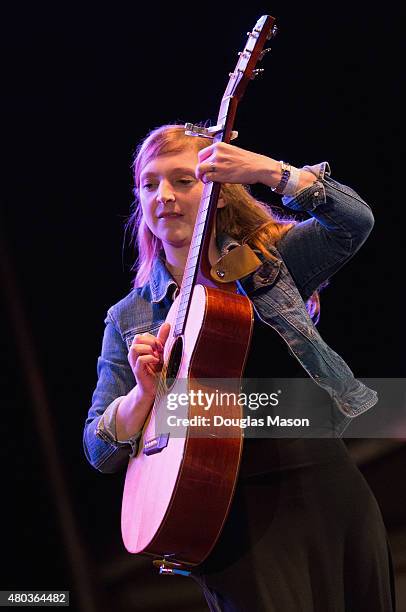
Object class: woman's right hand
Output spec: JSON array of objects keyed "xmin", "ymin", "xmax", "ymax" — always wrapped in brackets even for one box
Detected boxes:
[{"xmin": 128, "ymin": 322, "xmax": 171, "ymax": 400}]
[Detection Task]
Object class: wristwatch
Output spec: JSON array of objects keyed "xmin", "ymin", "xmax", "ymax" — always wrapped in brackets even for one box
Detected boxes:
[{"xmin": 271, "ymin": 161, "xmax": 291, "ymax": 194}]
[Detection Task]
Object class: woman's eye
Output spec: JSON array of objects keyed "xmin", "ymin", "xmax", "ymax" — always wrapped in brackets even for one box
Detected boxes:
[
  {"xmin": 142, "ymin": 183, "xmax": 155, "ymax": 191},
  {"xmin": 177, "ymin": 179, "xmax": 195, "ymax": 186}
]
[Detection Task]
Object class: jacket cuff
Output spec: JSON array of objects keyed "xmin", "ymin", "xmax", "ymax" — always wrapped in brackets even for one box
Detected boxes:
[
  {"xmin": 282, "ymin": 161, "xmax": 331, "ymax": 211},
  {"xmin": 96, "ymin": 396, "xmax": 142, "ymax": 458}
]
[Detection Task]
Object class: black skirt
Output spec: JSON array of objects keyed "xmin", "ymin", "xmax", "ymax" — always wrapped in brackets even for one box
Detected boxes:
[{"xmin": 192, "ymin": 438, "xmax": 396, "ymax": 612}]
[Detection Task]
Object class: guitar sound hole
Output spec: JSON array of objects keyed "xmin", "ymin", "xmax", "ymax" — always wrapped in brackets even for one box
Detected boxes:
[{"xmin": 165, "ymin": 336, "xmax": 183, "ymax": 389}]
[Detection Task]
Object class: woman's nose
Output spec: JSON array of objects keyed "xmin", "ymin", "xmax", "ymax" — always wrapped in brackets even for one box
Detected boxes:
[{"xmin": 157, "ymin": 181, "xmax": 175, "ymax": 204}]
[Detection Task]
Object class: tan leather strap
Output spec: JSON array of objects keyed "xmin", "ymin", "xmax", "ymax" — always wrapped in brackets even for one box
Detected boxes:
[{"xmin": 210, "ymin": 243, "xmax": 262, "ymax": 283}]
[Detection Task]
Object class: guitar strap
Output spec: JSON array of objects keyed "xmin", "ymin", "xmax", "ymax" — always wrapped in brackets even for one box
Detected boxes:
[{"xmin": 210, "ymin": 243, "xmax": 262, "ymax": 283}]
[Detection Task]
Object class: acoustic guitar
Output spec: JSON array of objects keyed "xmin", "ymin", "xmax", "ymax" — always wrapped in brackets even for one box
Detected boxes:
[{"xmin": 121, "ymin": 14, "xmax": 277, "ymax": 570}]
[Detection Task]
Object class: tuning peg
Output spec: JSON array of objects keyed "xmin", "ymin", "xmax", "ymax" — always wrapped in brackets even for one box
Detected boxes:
[
  {"xmin": 259, "ymin": 48, "xmax": 272, "ymax": 60},
  {"xmin": 251, "ymin": 68, "xmax": 265, "ymax": 80},
  {"xmin": 267, "ymin": 25, "xmax": 278, "ymax": 40}
]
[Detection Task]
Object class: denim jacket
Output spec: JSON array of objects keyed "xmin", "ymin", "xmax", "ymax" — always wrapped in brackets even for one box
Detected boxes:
[{"xmin": 83, "ymin": 162, "xmax": 377, "ymax": 473}]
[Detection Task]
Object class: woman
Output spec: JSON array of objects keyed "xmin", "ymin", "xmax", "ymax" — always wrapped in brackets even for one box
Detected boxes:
[{"xmin": 84, "ymin": 125, "xmax": 395, "ymax": 610}]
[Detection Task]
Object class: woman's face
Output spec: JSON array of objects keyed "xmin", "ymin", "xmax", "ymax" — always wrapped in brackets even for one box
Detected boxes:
[{"xmin": 139, "ymin": 147, "xmax": 204, "ymax": 252}]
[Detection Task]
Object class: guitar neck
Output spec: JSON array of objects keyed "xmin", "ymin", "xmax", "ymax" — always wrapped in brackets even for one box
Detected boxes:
[
  {"xmin": 173, "ymin": 180, "xmax": 225, "ymax": 337},
  {"xmin": 173, "ymin": 14, "xmax": 276, "ymax": 338}
]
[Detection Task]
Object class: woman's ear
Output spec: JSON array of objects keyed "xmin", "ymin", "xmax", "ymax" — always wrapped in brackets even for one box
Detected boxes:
[{"xmin": 217, "ymin": 196, "xmax": 227, "ymax": 209}]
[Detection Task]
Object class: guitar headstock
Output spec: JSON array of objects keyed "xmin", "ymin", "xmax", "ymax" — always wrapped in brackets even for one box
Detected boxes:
[
  {"xmin": 185, "ymin": 15, "xmax": 277, "ymax": 143},
  {"xmin": 226, "ymin": 15, "xmax": 277, "ymax": 101}
]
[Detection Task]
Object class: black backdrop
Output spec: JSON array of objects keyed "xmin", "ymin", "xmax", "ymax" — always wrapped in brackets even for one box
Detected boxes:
[{"xmin": 1, "ymin": 2, "xmax": 403, "ymax": 610}]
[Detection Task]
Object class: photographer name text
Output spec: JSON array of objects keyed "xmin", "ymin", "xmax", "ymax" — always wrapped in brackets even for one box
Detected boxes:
[{"xmin": 166, "ymin": 415, "xmax": 310, "ymax": 429}]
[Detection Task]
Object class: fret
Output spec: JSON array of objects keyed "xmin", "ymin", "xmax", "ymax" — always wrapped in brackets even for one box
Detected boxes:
[
  {"xmin": 182, "ymin": 275, "xmax": 195, "ymax": 285},
  {"xmin": 188, "ymin": 245, "xmax": 201, "ymax": 256},
  {"xmin": 192, "ymin": 225, "xmax": 204, "ymax": 235},
  {"xmin": 195, "ymin": 215, "xmax": 207, "ymax": 226},
  {"xmin": 193, "ymin": 220, "xmax": 206, "ymax": 233},
  {"xmin": 184, "ymin": 268, "xmax": 197, "ymax": 277},
  {"xmin": 183, "ymin": 268, "xmax": 196, "ymax": 278}
]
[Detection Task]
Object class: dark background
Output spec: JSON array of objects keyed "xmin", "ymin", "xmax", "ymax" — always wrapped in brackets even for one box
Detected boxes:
[{"xmin": 1, "ymin": 2, "xmax": 404, "ymax": 611}]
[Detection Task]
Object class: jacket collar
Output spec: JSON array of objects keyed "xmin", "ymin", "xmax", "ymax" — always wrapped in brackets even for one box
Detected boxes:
[
  {"xmin": 148, "ymin": 233, "xmax": 282, "ymax": 303},
  {"xmin": 149, "ymin": 257, "xmax": 177, "ymax": 303}
]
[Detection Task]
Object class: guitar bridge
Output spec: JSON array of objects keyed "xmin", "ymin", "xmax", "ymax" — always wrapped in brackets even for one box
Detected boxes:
[{"xmin": 143, "ymin": 433, "xmax": 170, "ymax": 455}]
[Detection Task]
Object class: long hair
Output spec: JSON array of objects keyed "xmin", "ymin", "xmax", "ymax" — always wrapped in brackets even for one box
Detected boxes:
[{"xmin": 126, "ymin": 124, "xmax": 322, "ymax": 322}]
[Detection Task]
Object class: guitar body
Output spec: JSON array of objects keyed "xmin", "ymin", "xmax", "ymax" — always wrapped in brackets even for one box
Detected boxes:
[{"xmin": 121, "ymin": 284, "xmax": 253, "ymax": 566}]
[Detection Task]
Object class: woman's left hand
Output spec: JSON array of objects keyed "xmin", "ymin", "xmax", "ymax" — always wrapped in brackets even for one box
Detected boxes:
[{"xmin": 195, "ymin": 142, "xmax": 277, "ymax": 185}]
